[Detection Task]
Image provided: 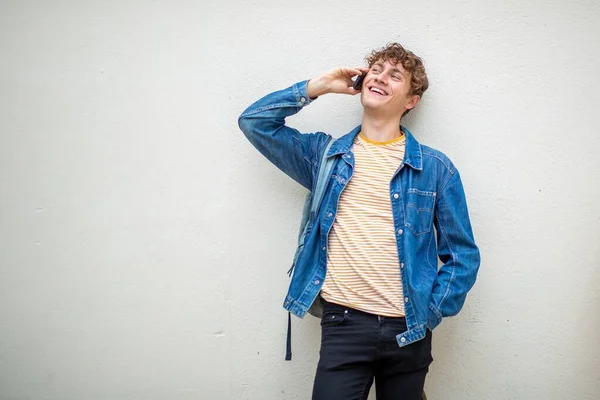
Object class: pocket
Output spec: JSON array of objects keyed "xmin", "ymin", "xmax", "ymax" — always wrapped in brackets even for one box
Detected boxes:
[
  {"xmin": 320, "ymin": 309, "xmax": 350, "ymax": 327},
  {"xmin": 405, "ymin": 188, "xmax": 436, "ymax": 236},
  {"xmin": 387, "ymin": 316, "xmax": 409, "ymax": 335},
  {"xmin": 412, "ymin": 330, "xmax": 434, "ymax": 369}
]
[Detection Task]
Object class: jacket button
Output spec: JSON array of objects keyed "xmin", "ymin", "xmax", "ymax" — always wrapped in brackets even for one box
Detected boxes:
[
  {"xmin": 300, "ymin": 97, "xmax": 306, "ymax": 102},
  {"xmin": 328, "ymin": 212, "xmax": 333, "ymax": 217},
  {"xmin": 322, "ymin": 246, "xmax": 326, "ymax": 251},
  {"xmin": 404, "ymin": 297, "xmax": 409, "ymax": 303},
  {"xmin": 397, "ymin": 229, "xmax": 403, "ymax": 235},
  {"xmin": 400, "ymin": 262, "xmax": 405, "ymax": 269},
  {"xmin": 314, "ymin": 279, "xmax": 320, "ymax": 285},
  {"xmin": 400, "ymin": 337, "xmax": 406, "ymax": 343},
  {"xmin": 393, "ymin": 193, "xmax": 399, "ymax": 199}
]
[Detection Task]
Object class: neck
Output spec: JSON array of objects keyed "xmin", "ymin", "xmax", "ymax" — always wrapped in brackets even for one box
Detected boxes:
[{"xmin": 360, "ymin": 109, "xmax": 403, "ymax": 142}]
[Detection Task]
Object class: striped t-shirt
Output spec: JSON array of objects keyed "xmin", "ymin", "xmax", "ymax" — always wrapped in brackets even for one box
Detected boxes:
[{"xmin": 320, "ymin": 131, "xmax": 406, "ymax": 317}]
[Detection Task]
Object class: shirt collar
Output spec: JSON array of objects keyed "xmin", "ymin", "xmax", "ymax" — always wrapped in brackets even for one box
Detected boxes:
[{"xmin": 326, "ymin": 124, "xmax": 423, "ymax": 170}]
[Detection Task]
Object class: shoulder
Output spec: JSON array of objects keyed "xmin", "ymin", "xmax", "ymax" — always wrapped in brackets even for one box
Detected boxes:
[{"xmin": 420, "ymin": 143, "xmax": 458, "ymax": 175}]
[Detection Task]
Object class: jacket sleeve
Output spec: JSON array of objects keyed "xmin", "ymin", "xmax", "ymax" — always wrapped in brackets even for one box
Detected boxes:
[
  {"xmin": 237, "ymin": 80, "xmax": 331, "ymax": 190},
  {"xmin": 427, "ymin": 169, "xmax": 481, "ymax": 330}
]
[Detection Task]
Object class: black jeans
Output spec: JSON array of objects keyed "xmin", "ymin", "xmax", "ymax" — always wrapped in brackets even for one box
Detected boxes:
[{"xmin": 312, "ymin": 298, "xmax": 433, "ymax": 400}]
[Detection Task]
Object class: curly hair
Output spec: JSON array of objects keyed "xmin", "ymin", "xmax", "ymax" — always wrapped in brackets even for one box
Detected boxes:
[{"xmin": 365, "ymin": 42, "xmax": 429, "ymax": 116}]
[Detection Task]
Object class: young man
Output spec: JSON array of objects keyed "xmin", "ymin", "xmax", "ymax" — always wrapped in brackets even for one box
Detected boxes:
[{"xmin": 238, "ymin": 43, "xmax": 481, "ymax": 400}]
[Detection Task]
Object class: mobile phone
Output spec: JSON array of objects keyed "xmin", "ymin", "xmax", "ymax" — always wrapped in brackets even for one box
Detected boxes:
[{"xmin": 353, "ymin": 71, "xmax": 367, "ymax": 90}]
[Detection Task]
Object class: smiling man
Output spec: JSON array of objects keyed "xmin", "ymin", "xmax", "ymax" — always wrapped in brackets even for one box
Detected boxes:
[{"xmin": 238, "ymin": 42, "xmax": 481, "ymax": 400}]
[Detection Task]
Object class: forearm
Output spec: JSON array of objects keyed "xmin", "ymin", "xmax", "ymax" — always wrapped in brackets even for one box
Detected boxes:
[
  {"xmin": 237, "ymin": 66, "xmax": 364, "ymax": 189},
  {"xmin": 238, "ymin": 80, "xmax": 328, "ymax": 190},
  {"xmin": 427, "ymin": 170, "xmax": 481, "ymax": 329},
  {"xmin": 430, "ymin": 239, "xmax": 480, "ymax": 317}
]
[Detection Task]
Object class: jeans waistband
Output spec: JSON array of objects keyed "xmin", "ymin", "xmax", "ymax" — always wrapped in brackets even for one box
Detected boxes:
[{"xmin": 320, "ymin": 297, "xmax": 407, "ymax": 321}]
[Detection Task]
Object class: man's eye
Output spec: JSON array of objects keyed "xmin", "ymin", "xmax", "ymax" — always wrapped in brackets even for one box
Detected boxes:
[{"xmin": 393, "ymin": 75, "xmax": 402, "ymax": 80}]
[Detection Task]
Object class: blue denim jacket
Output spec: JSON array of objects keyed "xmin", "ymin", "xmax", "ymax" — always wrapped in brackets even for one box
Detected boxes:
[{"xmin": 238, "ymin": 80, "xmax": 481, "ymax": 347}]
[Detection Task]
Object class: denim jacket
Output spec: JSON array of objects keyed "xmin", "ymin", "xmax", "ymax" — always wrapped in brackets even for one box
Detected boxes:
[{"xmin": 238, "ymin": 80, "xmax": 481, "ymax": 348}]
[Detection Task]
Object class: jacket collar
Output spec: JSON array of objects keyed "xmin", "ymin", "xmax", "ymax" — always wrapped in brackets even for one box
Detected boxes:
[{"xmin": 326, "ymin": 124, "xmax": 423, "ymax": 170}]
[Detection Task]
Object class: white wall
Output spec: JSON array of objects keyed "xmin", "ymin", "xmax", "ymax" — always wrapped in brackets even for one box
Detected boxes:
[{"xmin": 1, "ymin": 1, "xmax": 599, "ymax": 399}]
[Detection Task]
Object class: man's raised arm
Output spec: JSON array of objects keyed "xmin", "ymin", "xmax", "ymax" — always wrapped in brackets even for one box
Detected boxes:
[{"xmin": 237, "ymin": 67, "xmax": 366, "ymax": 190}]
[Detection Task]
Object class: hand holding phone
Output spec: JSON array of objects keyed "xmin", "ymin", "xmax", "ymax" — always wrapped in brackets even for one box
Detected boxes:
[
  {"xmin": 308, "ymin": 67, "xmax": 368, "ymax": 98},
  {"xmin": 353, "ymin": 71, "xmax": 367, "ymax": 91}
]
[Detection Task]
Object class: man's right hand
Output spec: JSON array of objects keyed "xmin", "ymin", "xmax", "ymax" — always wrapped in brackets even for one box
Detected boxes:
[{"xmin": 307, "ymin": 67, "xmax": 369, "ymax": 99}]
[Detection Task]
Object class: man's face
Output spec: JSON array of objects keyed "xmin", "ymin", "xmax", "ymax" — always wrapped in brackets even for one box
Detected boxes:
[{"xmin": 360, "ymin": 58, "xmax": 420, "ymax": 118}]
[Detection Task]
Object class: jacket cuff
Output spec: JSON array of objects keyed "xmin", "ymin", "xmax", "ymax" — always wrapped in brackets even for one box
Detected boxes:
[
  {"xmin": 426, "ymin": 303, "xmax": 442, "ymax": 331},
  {"xmin": 293, "ymin": 80, "xmax": 318, "ymax": 103}
]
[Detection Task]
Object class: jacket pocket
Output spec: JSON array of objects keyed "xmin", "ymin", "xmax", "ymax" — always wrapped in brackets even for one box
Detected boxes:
[{"xmin": 405, "ymin": 188, "xmax": 436, "ymax": 236}]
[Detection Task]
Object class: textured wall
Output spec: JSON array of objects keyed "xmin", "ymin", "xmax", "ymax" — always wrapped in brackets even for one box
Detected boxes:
[{"xmin": 1, "ymin": 1, "xmax": 599, "ymax": 399}]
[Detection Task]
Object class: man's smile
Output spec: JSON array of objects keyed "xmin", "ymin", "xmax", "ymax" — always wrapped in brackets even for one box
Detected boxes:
[{"xmin": 367, "ymin": 85, "xmax": 388, "ymax": 96}]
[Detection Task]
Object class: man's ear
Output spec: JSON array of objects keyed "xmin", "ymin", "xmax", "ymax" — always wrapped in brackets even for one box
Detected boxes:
[{"xmin": 406, "ymin": 95, "xmax": 420, "ymax": 111}]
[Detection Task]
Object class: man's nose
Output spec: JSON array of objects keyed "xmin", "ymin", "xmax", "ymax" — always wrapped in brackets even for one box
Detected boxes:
[{"xmin": 374, "ymin": 74, "xmax": 388, "ymax": 85}]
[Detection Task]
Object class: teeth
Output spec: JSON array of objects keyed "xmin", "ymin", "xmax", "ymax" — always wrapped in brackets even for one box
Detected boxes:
[{"xmin": 370, "ymin": 87, "xmax": 385, "ymax": 95}]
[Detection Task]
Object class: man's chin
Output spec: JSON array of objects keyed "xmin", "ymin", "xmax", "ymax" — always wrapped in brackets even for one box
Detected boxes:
[{"xmin": 361, "ymin": 101, "xmax": 387, "ymax": 113}]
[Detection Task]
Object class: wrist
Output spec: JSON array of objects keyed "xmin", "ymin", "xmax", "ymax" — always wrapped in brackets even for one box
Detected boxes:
[{"xmin": 307, "ymin": 77, "xmax": 329, "ymax": 99}]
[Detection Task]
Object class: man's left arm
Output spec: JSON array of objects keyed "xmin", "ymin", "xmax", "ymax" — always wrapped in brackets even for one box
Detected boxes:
[{"xmin": 427, "ymin": 169, "xmax": 481, "ymax": 331}]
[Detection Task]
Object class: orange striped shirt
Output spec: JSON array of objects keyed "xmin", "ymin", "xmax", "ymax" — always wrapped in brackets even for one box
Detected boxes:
[{"xmin": 321, "ymin": 131, "xmax": 406, "ymax": 317}]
